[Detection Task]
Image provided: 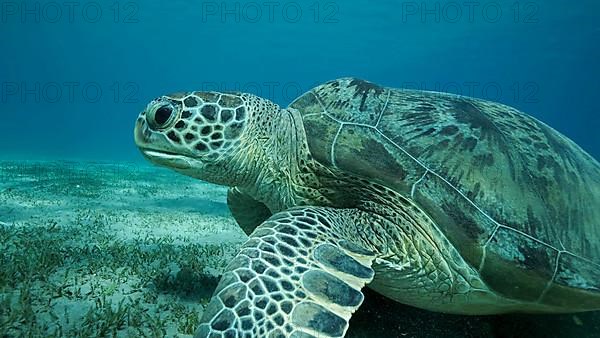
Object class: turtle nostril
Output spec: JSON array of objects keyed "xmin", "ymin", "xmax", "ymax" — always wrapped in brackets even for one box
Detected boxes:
[{"xmin": 154, "ymin": 106, "xmax": 173, "ymax": 126}]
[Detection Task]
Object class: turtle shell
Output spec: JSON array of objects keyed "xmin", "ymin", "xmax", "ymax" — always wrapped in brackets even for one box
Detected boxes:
[{"xmin": 289, "ymin": 77, "xmax": 600, "ymax": 310}]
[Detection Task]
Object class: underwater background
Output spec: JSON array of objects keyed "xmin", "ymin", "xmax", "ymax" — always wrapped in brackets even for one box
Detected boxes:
[
  {"xmin": 1, "ymin": 0, "xmax": 600, "ymax": 337},
  {"xmin": 1, "ymin": 0, "xmax": 599, "ymax": 161}
]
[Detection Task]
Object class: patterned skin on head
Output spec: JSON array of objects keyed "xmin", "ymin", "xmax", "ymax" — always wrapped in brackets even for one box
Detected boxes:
[
  {"xmin": 134, "ymin": 90, "xmax": 285, "ymax": 189},
  {"xmin": 141, "ymin": 91, "xmax": 249, "ymax": 161}
]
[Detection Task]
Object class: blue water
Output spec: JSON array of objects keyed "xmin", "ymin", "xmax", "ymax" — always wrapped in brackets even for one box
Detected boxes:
[{"xmin": 1, "ymin": 0, "xmax": 599, "ymax": 161}]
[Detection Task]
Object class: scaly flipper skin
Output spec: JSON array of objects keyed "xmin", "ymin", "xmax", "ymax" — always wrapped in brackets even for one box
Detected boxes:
[
  {"xmin": 194, "ymin": 207, "xmax": 376, "ymax": 338},
  {"xmin": 227, "ymin": 187, "xmax": 272, "ymax": 236}
]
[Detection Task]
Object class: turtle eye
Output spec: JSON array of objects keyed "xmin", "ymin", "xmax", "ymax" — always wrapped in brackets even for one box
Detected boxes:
[
  {"xmin": 155, "ymin": 106, "xmax": 173, "ymax": 126},
  {"xmin": 148, "ymin": 104, "xmax": 176, "ymax": 130}
]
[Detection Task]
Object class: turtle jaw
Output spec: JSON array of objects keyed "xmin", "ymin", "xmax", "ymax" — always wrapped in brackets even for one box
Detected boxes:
[
  {"xmin": 134, "ymin": 117, "xmax": 200, "ymax": 171},
  {"xmin": 138, "ymin": 147, "xmax": 236, "ymax": 186},
  {"xmin": 138, "ymin": 148, "xmax": 196, "ymax": 170}
]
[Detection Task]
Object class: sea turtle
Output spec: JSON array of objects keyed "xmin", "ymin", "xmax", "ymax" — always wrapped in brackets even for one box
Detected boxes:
[{"xmin": 134, "ymin": 78, "xmax": 600, "ymax": 337}]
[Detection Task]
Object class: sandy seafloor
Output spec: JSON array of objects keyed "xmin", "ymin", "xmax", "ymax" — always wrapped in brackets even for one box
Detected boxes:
[{"xmin": 0, "ymin": 161, "xmax": 599, "ymax": 338}]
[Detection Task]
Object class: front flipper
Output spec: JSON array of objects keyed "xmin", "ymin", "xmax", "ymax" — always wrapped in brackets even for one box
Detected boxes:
[
  {"xmin": 195, "ymin": 207, "xmax": 376, "ymax": 338},
  {"xmin": 227, "ymin": 187, "xmax": 272, "ymax": 236}
]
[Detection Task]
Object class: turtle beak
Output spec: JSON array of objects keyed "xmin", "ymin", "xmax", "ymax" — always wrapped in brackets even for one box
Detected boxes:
[
  {"xmin": 134, "ymin": 117, "xmax": 195, "ymax": 170},
  {"xmin": 134, "ymin": 117, "xmax": 151, "ymax": 148}
]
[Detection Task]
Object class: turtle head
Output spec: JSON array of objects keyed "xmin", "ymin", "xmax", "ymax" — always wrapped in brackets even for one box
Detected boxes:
[{"xmin": 134, "ymin": 91, "xmax": 279, "ymax": 186}]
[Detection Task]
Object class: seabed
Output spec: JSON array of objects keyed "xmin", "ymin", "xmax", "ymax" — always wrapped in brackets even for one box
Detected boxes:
[{"xmin": 0, "ymin": 161, "xmax": 599, "ymax": 337}]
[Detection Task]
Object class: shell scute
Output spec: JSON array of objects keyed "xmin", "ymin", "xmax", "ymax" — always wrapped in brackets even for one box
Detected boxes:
[{"xmin": 290, "ymin": 78, "xmax": 600, "ymax": 305}]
